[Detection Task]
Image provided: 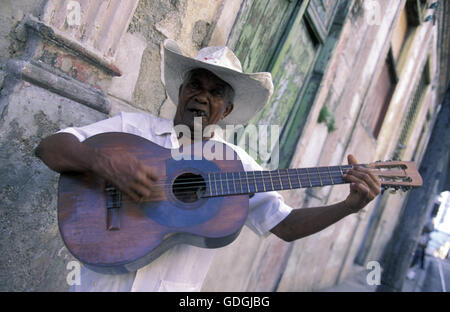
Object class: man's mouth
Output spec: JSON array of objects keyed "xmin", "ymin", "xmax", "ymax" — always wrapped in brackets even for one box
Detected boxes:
[{"xmin": 187, "ymin": 108, "xmax": 208, "ymax": 118}]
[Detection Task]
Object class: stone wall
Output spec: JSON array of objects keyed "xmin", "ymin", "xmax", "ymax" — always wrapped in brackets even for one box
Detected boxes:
[{"xmin": 0, "ymin": 0, "xmax": 241, "ymax": 291}]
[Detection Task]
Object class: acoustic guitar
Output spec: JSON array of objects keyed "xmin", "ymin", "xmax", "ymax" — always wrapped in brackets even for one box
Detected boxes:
[{"xmin": 57, "ymin": 132, "xmax": 422, "ymax": 274}]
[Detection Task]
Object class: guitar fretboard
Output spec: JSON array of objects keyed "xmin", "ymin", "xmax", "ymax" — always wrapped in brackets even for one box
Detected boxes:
[{"xmin": 204, "ymin": 165, "xmax": 356, "ymax": 197}]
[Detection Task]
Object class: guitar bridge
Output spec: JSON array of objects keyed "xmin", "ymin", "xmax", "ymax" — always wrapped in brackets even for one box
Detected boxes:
[{"xmin": 104, "ymin": 182, "xmax": 121, "ymax": 231}]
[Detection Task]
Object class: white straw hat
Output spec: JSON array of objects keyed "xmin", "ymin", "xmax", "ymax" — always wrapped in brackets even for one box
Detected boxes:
[{"xmin": 163, "ymin": 39, "xmax": 274, "ymax": 125}]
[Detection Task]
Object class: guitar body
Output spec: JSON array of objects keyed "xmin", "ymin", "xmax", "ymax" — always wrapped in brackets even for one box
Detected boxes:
[{"xmin": 57, "ymin": 132, "xmax": 249, "ymax": 274}]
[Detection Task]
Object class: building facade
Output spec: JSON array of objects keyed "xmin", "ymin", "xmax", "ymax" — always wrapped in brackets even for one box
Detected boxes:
[{"xmin": 0, "ymin": 0, "xmax": 444, "ymax": 291}]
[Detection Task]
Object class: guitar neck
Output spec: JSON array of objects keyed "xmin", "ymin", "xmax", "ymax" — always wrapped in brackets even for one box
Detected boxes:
[{"xmin": 204, "ymin": 164, "xmax": 359, "ymax": 197}]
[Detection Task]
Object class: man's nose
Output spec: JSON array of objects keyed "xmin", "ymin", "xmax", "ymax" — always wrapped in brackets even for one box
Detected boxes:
[{"xmin": 193, "ymin": 90, "xmax": 209, "ymax": 105}]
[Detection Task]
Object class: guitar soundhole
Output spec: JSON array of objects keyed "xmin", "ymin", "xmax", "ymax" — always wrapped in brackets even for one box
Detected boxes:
[{"xmin": 172, "ymin": 173, "xmax": 206, "ymax": 203}]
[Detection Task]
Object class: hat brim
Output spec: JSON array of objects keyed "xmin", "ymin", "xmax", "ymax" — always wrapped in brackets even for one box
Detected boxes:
[{"xmin": 163, "ymin": 39, "xmax": 273, "ymax": 126}]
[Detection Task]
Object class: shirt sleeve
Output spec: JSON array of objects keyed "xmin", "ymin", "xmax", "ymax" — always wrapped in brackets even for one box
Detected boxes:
[
  {"xmin": 231, "ymin": 146, "xmax": 293, "ymax": 237},
  {"xmin": 56, "ymin": 114, "xmax": 123, "ymax": 142}
]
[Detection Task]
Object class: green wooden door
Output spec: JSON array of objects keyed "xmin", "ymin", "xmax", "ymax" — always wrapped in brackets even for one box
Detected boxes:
[{"xmin": 228, "ymin": 0, "xmax": 340, "ymax": 168}]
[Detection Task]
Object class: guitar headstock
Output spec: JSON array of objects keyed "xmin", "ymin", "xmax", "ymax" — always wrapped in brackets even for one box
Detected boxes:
[{"xmin": 365, "ymin": 160, "xmax": 423, "ymax": 192}]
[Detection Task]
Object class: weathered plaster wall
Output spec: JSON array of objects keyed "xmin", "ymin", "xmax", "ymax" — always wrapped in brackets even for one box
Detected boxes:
[
  {"xmin": 0, "ymin": 0, "xmax": 45, "ymax": 94},
  {"xmin": 0, "ymin": 1, "xmax": 45, "ymax": 64},
  {"xmin": 0, "ymin": 81, "xmax": 106, "ymax": 291},
  {"xmin": 0, "ymin": 0, "xmax": 242, "ymax": 291}
]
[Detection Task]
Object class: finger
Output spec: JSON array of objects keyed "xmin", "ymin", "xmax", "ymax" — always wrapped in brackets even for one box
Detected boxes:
[
  {"xmin": 347, "ymin": 168, "xmax": 381, "ymax": 194},
  {"xmin": 123, "ymin": 187, "xmax": 142, "ymax": 202},
  {"xmin": 344, "ymin": 174, "xmax": 374, "ymax": 198},
  {"xmin": 135, "ymin": 171, "xmax": 154, "ymax": 189},
  {"xmin": 141, "ymin": 165, "xmax": 159, "ymax": 182},
  {"xmin": 347, "ymin": 154, "xmax": 358, "ymax": 165},
  {"xmin": 130, "ymin": 182, "xmax": 152, "ymax": 199}
]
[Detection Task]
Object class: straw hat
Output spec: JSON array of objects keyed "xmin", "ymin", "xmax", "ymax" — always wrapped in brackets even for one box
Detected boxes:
[{"xmin": 163, "ymin": 39, "xmax": 274, "ymax": 125}]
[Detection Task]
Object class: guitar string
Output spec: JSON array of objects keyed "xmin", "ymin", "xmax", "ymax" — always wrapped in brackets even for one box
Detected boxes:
[
  {"xmin": 153, "ymin": 163, "xmax": 382, "ymax": 187},
  {"xmin": 108, "ymin": 173, "xmax": 351, "ymax": 204},
  {"xmin": 109, "ymin": 171, "xmax": 350, "ymax": 195},
  {"xmin": 168, "ymin": 174, "xmax": 347, "ymax": 191},
  {"xmin": 154, "ymin": 171, "xmax": 387, "ymax": 189},
  {"xmin": 103, "ymin": 165, "xmax": 397, "ymax": 202},
  {"xmin": 113, "ymin": 177, "xmax": 404, "ymax": 205},
  {"xmin": 113, "ymin": 178, "xmax": 353, "ymax": 205},
  {"xmin": 106, "ymin": 166, "xmax": 388, "ymax": 194},
  {"xmin": 149, "ymin": 166, "xmax": 362, "ymax": 188}
]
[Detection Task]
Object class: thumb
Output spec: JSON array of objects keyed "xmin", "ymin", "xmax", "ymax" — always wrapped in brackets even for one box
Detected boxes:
[{"xmin": 347, "ymin": 154, "xmax": 358, "ymax": 165}]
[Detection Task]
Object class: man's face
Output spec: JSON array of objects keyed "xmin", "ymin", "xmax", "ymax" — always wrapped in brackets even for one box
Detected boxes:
[{"xmin": 173, "ymin": 69, "xmax": 234, "ymax": 134}]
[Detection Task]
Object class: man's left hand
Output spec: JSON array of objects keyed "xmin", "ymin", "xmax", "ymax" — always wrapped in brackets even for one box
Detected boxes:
[{"xmin": 342, "ymin": 154, "xmax": 381, "ymax": 213}]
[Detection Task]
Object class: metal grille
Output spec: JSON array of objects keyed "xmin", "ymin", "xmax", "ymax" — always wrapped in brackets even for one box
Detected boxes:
[{"xmin": 393, "ymin": 64, "xmax": 429, "ymax": 160}]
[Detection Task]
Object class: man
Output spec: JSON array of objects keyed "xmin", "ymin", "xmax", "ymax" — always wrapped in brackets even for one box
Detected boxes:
[{"xmin": 35, "ymin": 39, "xmax": 381, "ymax": 291}]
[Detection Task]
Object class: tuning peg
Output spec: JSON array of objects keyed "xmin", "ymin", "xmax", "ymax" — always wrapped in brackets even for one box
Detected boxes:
[{"xmin": 389, "ymin": 186, "xmax": 401, "ymax": 194}]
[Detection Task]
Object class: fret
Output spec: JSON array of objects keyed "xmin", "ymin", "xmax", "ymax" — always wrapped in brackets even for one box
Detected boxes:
[
  {"xmin": 328, "ymin": 166, "xmax": 335, "ymax": 184},
  {"xmin": 258, "ymin": 171, "xmax": 266, "ymax": 192},
  {"xmin": 239, "ymin": 172, "xmax": 244, "ymax": 194},
  {"xmin": 222, "ymin": 173, "xmax": 228, "ymax": 195},
  {"xmin": 316, "ymin": 167, "xmax": 323, "ymax": 186},
  {"xmin": 330, "ymin": 166, "xmax": 345, "ymax": 184},
  {"xmin": 279, "ymin": 169, "xmax": 290, "ymax": 191},
  {"xmin": 244, "ymin": 171, "xmax": 251, "ymax": 193},
  {"xmin": 214, "ymin": 173, "xmax": 218, "ymax": 196},
  {"xmin": 245, "ymin": 171, "xmax": 256, "ymax": 194},
  {"xmin": 262, "ymin": 171, "xmax": 272, "ymax": 192},
  {"xmin": 287, "ymin": 169, "xmax": 293, "ymax": 189},
  {"xmin": 227, "ymin": 172, "xmax": 233, "ymax": 195},
  {"xmin": 318, "ymin": 167, "xmax": 332, "ymax": 186},
  {"xmin": 220, "ymin": 173, "xmax": 224, "ymax": 196},
  {"xmin": 232, "ymin": 172, "xmax": 237, "ymax": 194},
  {"xmin": 208, "ymin": 173, "xmax": 213, "ymax": 196},
  {"xmin": 305, "ymin": 168, "xmax": 313, "ymax": 187},
  {"xmin": 268, "ymin": 170, "xmax": 276, "ymax": 191},
  {"xmin": 289, "ymin": 169, "xmax": 300, "ymax": 188},
  {"xmin": 253, "ymin": 171, "xmax": 259, "ymax": 193},
  {"xmin": 339, "ymin": 166, "xmax": 344, "ymax": 176},
  {"xmin": 295, "ymin": 168, "xmax": 302, "ymax": 188},
  {"xmin": 277, "ymin": 170, "xmax": 283, "ymax": 190},
  {"xmin": 223, "ymin": 173, "xmax": 227, "ymax": 195}
]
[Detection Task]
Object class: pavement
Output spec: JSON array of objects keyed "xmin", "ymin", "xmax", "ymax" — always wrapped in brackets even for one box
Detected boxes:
[{"xmin": 319, "ymin": 255, "xmax": 450, "ymax": 292}]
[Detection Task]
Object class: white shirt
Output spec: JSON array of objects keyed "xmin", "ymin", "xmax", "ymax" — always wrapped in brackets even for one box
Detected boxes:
[{"xmin": 58, "ymin": 111, "xmax": 292, "ymax": 291}]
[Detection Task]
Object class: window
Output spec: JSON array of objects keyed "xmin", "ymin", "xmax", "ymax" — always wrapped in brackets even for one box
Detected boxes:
[
  {"xmin": 228, "ymin": 0, "xmax": 342, "ymax": 168},
  {"xmin": 363, "ymin": 52, "xmax": 398, "ymax": 139},
  {"xmin": 362, "ymin": 1, "xmax": 424, "ymax": 139},
  {"xmin": 393, "ymin": 59, "xmax": 431, "ymax": 160}
]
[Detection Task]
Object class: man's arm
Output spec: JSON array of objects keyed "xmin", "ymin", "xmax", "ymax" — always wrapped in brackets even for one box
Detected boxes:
[
  {"xmin": 270, "ymin": 155, "xmax": 381, "ymax": 242},
  {"xmin": 35, "ymin": 132, "xmax": 99, "ymax": 173},
  {"xmin": 35, "ymin": 133, "xmax": 161, "ymax": 202}
]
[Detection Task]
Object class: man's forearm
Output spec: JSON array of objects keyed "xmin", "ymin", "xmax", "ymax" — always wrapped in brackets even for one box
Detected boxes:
[
  {"xmin": 271, "ymin": 201, "xmax": 355, "ymax": 242},
  {"xmin": 35, "ymin": 133, "xmax": 97, "ymax": 173}
]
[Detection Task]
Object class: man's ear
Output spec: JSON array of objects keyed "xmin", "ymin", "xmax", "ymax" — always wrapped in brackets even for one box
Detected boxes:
[{"xmin": 222, "ymin": 102, "xmax": 234, "ymax": 119}]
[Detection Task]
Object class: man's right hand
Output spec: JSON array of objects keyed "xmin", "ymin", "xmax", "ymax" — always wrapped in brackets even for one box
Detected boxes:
[
  {"xmin": 92, "ymin": 149, "xmax": 162, "ymax": 203},
  {"xmin": 36, "ymin": 132, "xmax": 163, "ymax": 203}
]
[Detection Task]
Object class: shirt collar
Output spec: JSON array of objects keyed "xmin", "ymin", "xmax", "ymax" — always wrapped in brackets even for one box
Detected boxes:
[{"xmin": 154, "ymin": 117, "xmax": 175, "ymax": 135}]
